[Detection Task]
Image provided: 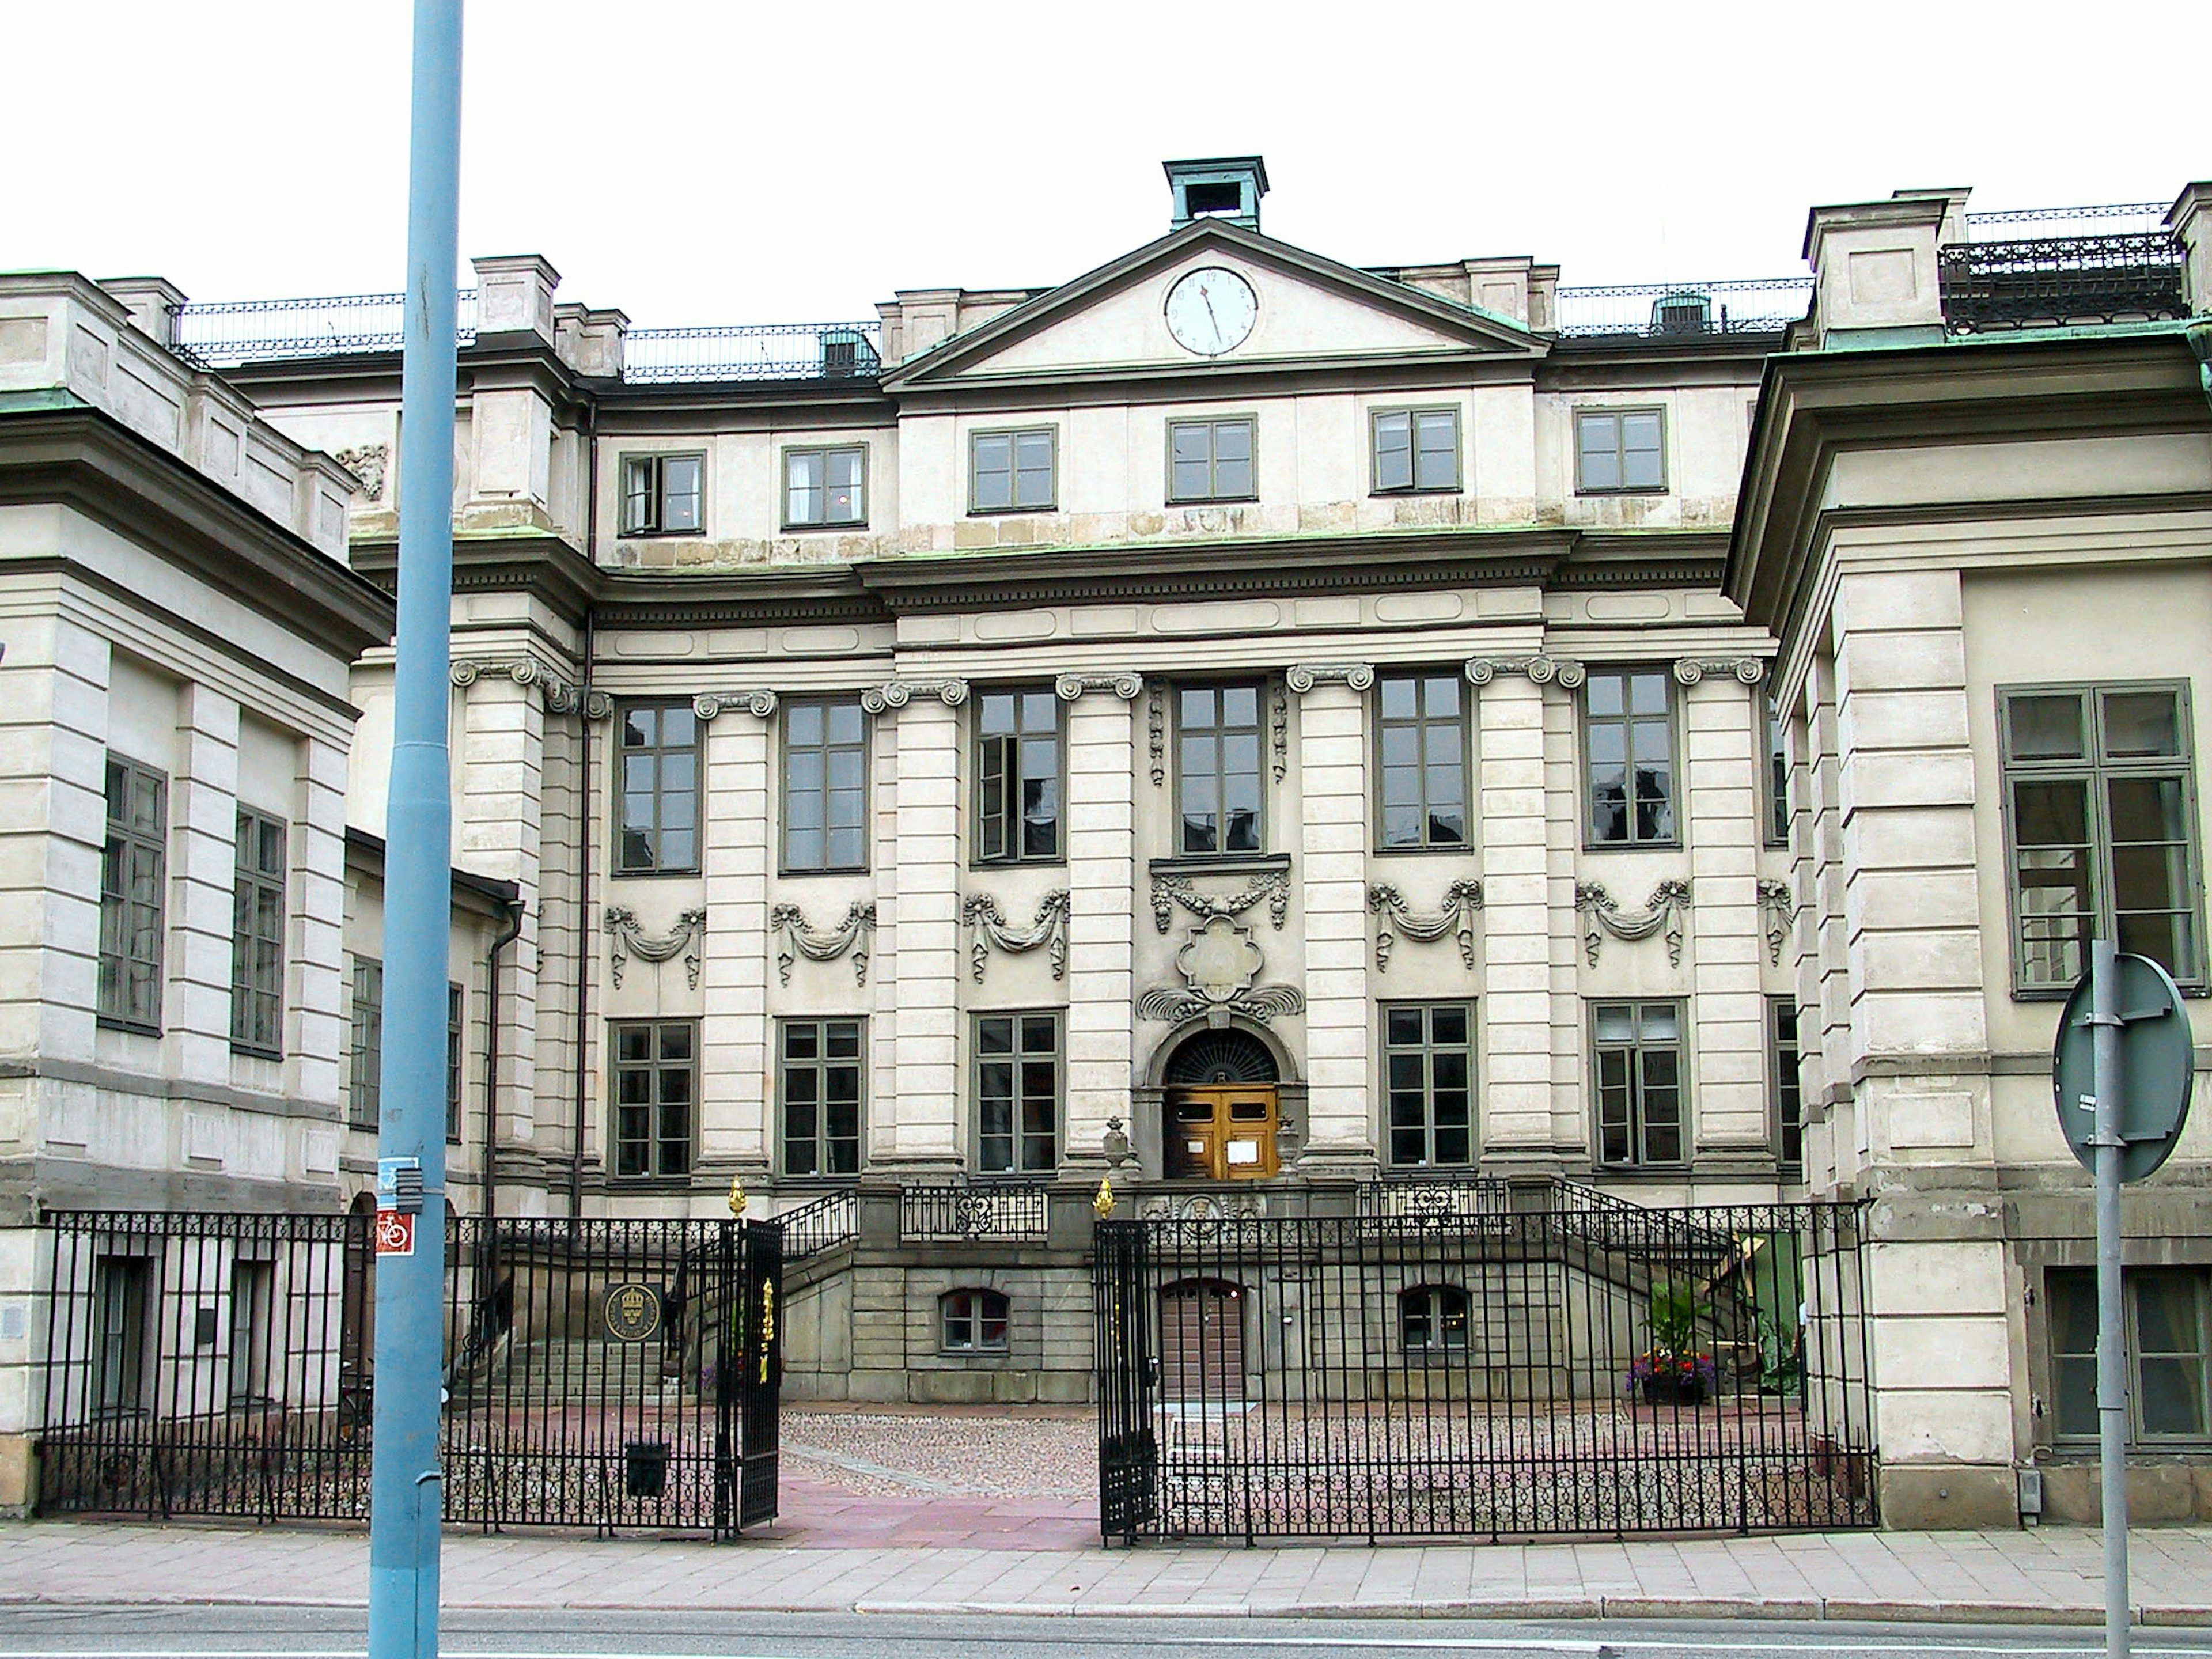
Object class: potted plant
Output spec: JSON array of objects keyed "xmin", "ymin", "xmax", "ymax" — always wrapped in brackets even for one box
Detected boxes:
[{"xmin": 1629, "ymin": 1278, "xmax": 1718, "ymax": 1405}]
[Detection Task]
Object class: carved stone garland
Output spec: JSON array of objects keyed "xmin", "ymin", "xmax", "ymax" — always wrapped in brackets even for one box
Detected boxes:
[
  {"xmin": 961, "ymin": 890, "xmax": 1071, "ymax": 984},
  {"xmin": 769, "ymin": 901, "xmax": 877, "ymax": 986},
  {"xmin": 605, "ymin": 905, "xmax": 707, "ymax": 990},
  {"xmin": 1147, "ymin": 685, "xmax": 1166, "ymax": 787},
  {"xmin": 1366, "ymin": 879, "xmax": 1484, "ymax": 972},
  {"xmin": 1757, "ymin": 877, "xmax": 1796, "ymax": 967},
  {"xmin": 1573, "ymin": 879, "xmax": 1692, "ymax": 968},
  {"xmin": 1151, "ymin": 868, "xmax": 1291, "ymax": 934},
  {"xmin": 1270, "ymin": 680, "xmax": 1289, "ymax": 783}
]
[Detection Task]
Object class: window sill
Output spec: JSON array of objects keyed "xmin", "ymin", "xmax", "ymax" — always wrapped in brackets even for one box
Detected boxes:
[
  {"xmin": 610, "ymin": 865, "xmax": 703, "ymax": 880},
  {"xmin": 777, "ymin": 866, "xmax": 873, "ymax": 879},
  {"xmin": 1149, "ymin": 853, "xmax": 1291, "ymax": 877},
  {"xmin": 1165, "ymin": 495, "xmax": 1260, "ymax": 508},
  {"xmin": 606, "ymin": 1175, "xmax": 698, "ymax": 1193},
  {"xmin": 969, "ymin": 855, "xmax": 1068, "ymax": 872},
  {"xmin": 968, "ymin": 505, "xmax": 1059, "ymax": 518},
  {"xmin": 619, "ymin": 528, "xmax": 706, "ymax": 539},
  {"xmin": 781, "ymin": 521, "xmax": 869, "ymax": 534},
  {"xmin": 96, "ymin": 1016, "xmax": 162, "ymax": 1039},
  {"xmin": 1373, "ymin": 841, "xmax": 1473, "ymax": 858},
  {"xmin": 1580, "ymin": 839, "xmax": 1683, "ymax": 854},
  {"xmin": 1369, "ymin": 486, "xmax": 1463, "ymax": 499},
  {"xmin": 231, "ymin": 1044, "xmax": 283, "ymax": 1063},
  {"xmin": 1574, "ymin": 487, "xmax": 1670, "ymax": 499}
]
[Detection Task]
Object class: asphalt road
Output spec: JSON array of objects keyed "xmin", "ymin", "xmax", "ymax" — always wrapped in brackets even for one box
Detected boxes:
[{"xmin": 3, "ymin": 1607, "xmax": 2212, "ymax": 1659}]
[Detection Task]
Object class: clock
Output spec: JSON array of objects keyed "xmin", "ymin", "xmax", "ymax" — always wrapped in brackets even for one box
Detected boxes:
[{"xmin": 1164, "ymin": 267, "xmax": 1258, "ymax": 357}]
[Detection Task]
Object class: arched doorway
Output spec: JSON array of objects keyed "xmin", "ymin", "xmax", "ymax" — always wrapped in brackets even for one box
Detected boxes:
[
  {"xmin": 1162, "ymin": 1029, "xmax": 1280, "ymax": 1180},
  {"xmin": 1158, "ymin": 1277, "xmax": 1246, "ymax": 1400}
]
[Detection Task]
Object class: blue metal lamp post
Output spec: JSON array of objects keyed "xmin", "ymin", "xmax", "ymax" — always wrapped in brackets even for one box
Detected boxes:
[{"xmin": 369, "ymin": 2, "xmax": 463, "ymax": 1656}]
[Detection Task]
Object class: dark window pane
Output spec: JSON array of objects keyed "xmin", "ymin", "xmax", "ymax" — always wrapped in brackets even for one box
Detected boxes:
[{"xmin": 2010, "ymin": 692, "xmax": 2086, "ymax": 761}]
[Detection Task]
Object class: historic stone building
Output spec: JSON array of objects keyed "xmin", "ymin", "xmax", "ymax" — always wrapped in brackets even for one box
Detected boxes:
[{"xmin": 2, "ymin": 160, "xmax": 2208, "ymax": 1526}]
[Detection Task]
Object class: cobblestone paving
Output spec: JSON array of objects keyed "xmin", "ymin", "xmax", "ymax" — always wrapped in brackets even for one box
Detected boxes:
[{"xmin": 781, "ymin": 1407, "xmax": 1099, "ymax": 1502}]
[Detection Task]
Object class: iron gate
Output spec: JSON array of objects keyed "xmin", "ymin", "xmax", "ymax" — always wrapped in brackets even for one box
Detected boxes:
[
  {"xmin": 35, "ymin": 1211, "xmax": 782, "ymax": 1537},
  {"xmin": 1094, "ymin": 1194, "xmax": 1876, "ymax": 1543}
]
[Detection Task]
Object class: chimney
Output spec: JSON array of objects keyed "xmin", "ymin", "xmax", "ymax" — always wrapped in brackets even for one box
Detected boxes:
[{"xmin": 1165, "ymin": 156, "xmax": 1268, "ymax": 234}]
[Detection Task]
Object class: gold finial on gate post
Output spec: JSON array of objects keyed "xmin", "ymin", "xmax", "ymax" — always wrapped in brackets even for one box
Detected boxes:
[
  {"xmin": 727, "ymin": 1175, "xmax": 748, "ymax": 1218},
  {"xmin": 1093, "ymin": 1177, "xmax": 1116, "ymax": 1220}
]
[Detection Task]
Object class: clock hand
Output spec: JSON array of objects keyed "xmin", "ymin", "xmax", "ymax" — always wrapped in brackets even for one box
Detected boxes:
[{"xmin": 1200, "ymin": 287, "xmax": 1222, "ymax": 341}]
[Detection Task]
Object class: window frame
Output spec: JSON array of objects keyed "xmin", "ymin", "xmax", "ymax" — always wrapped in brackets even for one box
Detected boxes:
[
  {"xmin": 618, "ymin": 451, "xmax": 706, "ymax": 537},
  {"xmin": 780, "ymin": 696, "xmax": 871, "ymax": 876},
  {"xmin": 230, "ymin": 805, "xmax": 287, "ymax": 1059},
  {"xmin": 609, "ymin": 1017, "xmax": 698, "ymax": 1183},
  {"xmin": 1590, "ymin": 998, "xmax": 1689, "ymax": 1170},
  {"xmin": 1581, "ymin": 666, "xmax": 1681, "ymax": 850},
  {"xmin": 347, "ymin": 955, "xmax": 383, "ymax": 1131},
  {"xmin": 227, "ymin": 1256, "xmax": 276, "ymax": 1406},
  {"xmin": 1400, "ymin": 1284, "xmax": 1472, "ymax": 1355},
  {"xmin": 781, "ymin": 442, "xmax": 869, "ymax": 531},
  {"xmin": 446, "ymin": 979, "xmax": 465, "ymax": 1145},
  {"xmin": 972, "ymin": 686, "xmax": 1066, "ymax": 866},
  {"xmin": 1764, "ymin": 696, "xmax": 1792, "ymax": 849},
  {"xmin": 613, "ymin": 700, "xmax": 703, "ymax": 877},
  {"xmin": 1164, "ymin": 414, "xmax": 1259, "ymax": 505},
  {"xmin": 974, "ymin": 1009, "xmax": 1062, "ymax": 1176},
  {"xmin": 1369, "ymin": 405, "xmax": 1463, "ymax": 496},
  {"xmin": 2046, "ymin": 1266, "xmax": 2211, "ymax": 1449},
  {"xmin": 1573, "ymin": 404, "xmax": 1669, "ymax": 495},
  {"xmin": 1172, "ymin": 681, "xmax": 1268, "ymax": 858},
  {"xmin": 99, "ymin": 753, "xmax": 168, "ymax": 1035},
  {"xmin": 1768, "ymin": 994, "xmax": 1802, "ymax": 1177},
  {"xmin": 1381, "ymin": 1000, "xmax": 1478, "ymax": 1171},
  {"xmin": 967, "ymin": 425, "xmax": 1059, "ymax": 516},
  {"xmin": 778, "ymin": 1016, "xmax": 867, "ymax": 1180},
  {"xmin": 1373, "ymin": 669, "xmax": 1472, "ymax": 852},
  {"xmin": 940, "ymin": 1287, "xmax": 1012, "ymax": 1354},
  {"xmin": 1997, "ymin": 679, "xmax": 2205, "ymax": 998}
]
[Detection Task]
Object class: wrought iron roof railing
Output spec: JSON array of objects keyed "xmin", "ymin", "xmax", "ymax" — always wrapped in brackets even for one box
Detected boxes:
[
  {"xmin": 171, "ymin": 290, "xmax": 480, "ymax": 367},
  {"xmin": 620, "ymin": 322, "xmax": 882, "ymax": 384},
  {"xmin": 1551, "ymin": 276, "xmax": 1812, "ymax": 340},
  {"xmin": 1963, "ymin": 200, "xmax": 2170, "ymax": 238},
  {"xmin": 1938, "ymin": 230, "xmax": 2186, "ymax": 333}
]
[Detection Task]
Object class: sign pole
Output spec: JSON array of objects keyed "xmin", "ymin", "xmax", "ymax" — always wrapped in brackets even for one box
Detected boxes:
[
  {"xmin": 369, "ymin": 3, "xmax": 464, "ymax": 1658},
  {"xmin": 2089, "ymin": 937, "xmax": 2130, "ymax": 1659}
]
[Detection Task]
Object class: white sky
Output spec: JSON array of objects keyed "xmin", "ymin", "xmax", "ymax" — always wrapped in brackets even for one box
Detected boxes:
[{"xmin": 12, "ymin": 0, "xmax": 2204, "ymax": 328}]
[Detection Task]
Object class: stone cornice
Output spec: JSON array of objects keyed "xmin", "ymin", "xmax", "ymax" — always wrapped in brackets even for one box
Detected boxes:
[
  {"xmin": 349, "ymin": 531, "xmax": 599, "ymax": 627},
  {"xmin": 0, "ymin": 403, "xmax": 395, "ymax": 658}
]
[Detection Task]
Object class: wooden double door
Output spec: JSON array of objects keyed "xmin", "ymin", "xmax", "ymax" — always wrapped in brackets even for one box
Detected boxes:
[{"xmin": 1165, "ymin": 1086, "xmax": 1280, "ymax": 1180}]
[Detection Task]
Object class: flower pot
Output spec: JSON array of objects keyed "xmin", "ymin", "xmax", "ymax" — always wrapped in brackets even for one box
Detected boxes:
[{"xmin": 1641, "ymin": 1374, "xmax": 1707, "ymax": 1406}]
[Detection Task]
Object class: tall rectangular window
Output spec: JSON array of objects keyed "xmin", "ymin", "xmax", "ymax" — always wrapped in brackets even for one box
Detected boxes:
[
  {"xmin": 447, "ymin": 980, "xmax": 465, "ymax": 1144},
  {"xmin": 1166, "ymin": 417, "xmax": 1255, "ymax": 503},
  {"xmin": 2049, "ymin": 1268, "xmax": 2209, "ymax": 1446},
  {"xmin": 1371, "ymin": 407, "xmax": 1460, "ymax": 494},
  {"xmin": 783, "ymin": 445, "xmax": 866, "ymax": 528},
  {"xmin": 783, "ymin": 698, "xmax": 868, "ymax": 872},
  {"xmin": 781, "ymin": 1017, "xmax": 863, "ymax": 1177},
  {"xmin": 1585, "ymin": 668, "xmax": 1676, "ymax": 846},
  {"xmin": 1382, "ymin": 1002, "xmax": 1475, "ymax": 1169},
  {"xmin": 99, "ymin": 756, "xmax": 167, "ymax": 1033},
  {"xmin": 1376, "ymin": 672, "xmax": 1467, "ymax": 849},
  {"xmin": 1176, "ymin": 684, "xmax": 1264, "ymax": 855},
  {"xmin": 92, "ymin": 1257, "xmax": 149, "ymax": 1416},
  {"xmin": 611, "ymin": 1019, "xmax": 694, "ymax": 1180},
  {"xmin": 2001, "ymin": 682, "xmax": 2202, "ymax": 991},
  {"xmin": 1575, "ymin": 407, "xmax": 1666, "ymax": 493},
  {"xmin": 1770, "ymin": 995, "xmax": 1802, "ymax": 1176},
  {"xmin": 347, "ymin": 956, "xmax": 383, "ymax": 1130},
  {"xmin": 230, "ymin": 807, "xmax": 287, "ymax": 1058},
  {"xmin": 228, "ymin": 1258, "xmax": 275, "ymax": 1403},
  {"xmin": 619, "ymin": 453, "xmax": 703, "ymax": 535},
  {"xmin": 976, "ymin": 1011, "xmax": 1059, "ymax": 1174},
  {"xmin": 1592, "ymin": 999, "xmax": 1685, "ymax": 1168},
  {"xmin": 970, "ymin": 428, "xmax": 1055, "ymax": 513},
  {"xmin": 616, "ymin": 702, "xmax": 700, "ymax": 874},
  {"xmin": 976, "ymin": 688, "xmax": 1062, "ymax": 863},
  {"xmin": 1767, "ymin": 698, "xmax": 1791, "ymax": 847}
]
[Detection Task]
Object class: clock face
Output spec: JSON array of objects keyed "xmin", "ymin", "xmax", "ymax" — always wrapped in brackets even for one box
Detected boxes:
[{"xmin": 1164, "ymin": 267, "xmax": 1258, "ymax": 357}]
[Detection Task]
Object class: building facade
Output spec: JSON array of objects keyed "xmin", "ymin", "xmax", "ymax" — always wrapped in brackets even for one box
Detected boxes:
[{"xmin": 2, "ymin": 161, "xmax": 2209, "ymax": 1525}]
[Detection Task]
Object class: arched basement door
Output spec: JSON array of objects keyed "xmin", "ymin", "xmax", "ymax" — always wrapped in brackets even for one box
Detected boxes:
[{"xmin": 1162, "ymin": 1029, "xmax": 1280, "ymax": 1180}]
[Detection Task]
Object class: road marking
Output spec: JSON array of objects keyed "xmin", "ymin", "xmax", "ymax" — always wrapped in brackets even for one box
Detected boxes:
[{"xmin": 0, "ymin": 1642, "xmax": 2206, "ymax": 1659}]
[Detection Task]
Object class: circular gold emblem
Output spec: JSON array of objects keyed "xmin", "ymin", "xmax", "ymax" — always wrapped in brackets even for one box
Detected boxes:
[{"xmin": 603, "ymin": 1282, "xmax": 662, "ymax": 1343}]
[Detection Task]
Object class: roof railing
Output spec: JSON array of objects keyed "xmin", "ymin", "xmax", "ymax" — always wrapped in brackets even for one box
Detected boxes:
[{"xmin": 1551, "ymin": 276, "xmax": 1812, "ymax": 340}]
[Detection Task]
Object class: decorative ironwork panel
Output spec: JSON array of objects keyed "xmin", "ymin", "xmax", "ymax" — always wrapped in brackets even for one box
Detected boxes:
[
  {"xmin": 1938, "ymin": 233, "xmax": 2186, "ymax": 332},
  {"xmin": 901, "ymin": 1182, "xmax": 1048, "ymax": 1242}
]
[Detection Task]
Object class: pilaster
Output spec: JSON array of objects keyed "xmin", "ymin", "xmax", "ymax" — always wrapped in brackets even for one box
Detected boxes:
[
  {"xmin": 1289, "ymin": 668, "xmax": 1372, "ymax": 1164},
  {"xmin": 1472, "ymin": 668, "xmax": 1552, "ymax": 1152},
  {"xmin": 698, "ymin": 696, "xmax": 772, "ymax": 1173},
  {"xmin": 885, "ymin": 695, "xmax": 961, "ymax": 1168},
  {"xmin": 1062, "ymin": 679, "xmax": 1141, "ymax": 1168},
  {"xmin": 1682, "ymin": 667, "xmax": 1770, "ymax": 1161}
]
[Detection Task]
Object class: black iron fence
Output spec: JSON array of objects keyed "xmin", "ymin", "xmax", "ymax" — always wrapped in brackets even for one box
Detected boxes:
[
  {"xmin": 36, "ymin": 1211, "xmax": 781, "ymax": 1537},
  {"xmin": 1096, "ymin": 1198, "xmax": 1874, "ymax": 1543},
  {"xmin": 774, "ymin": 1190, "xmax": 859, "ymax": 1260},
  {"xmin": 902, "ymin": 1181, "xmax": 1050, "ymax": 1242},
  {"xmin": 1939, "ymin": 233, "xmax": 2187, "ymax": 332}
]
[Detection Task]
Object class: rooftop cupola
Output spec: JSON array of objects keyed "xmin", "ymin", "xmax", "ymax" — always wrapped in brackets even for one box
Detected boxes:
[{"xmin": 1165, "ymin": 156, "xmax": 1268, "ymax": 233}]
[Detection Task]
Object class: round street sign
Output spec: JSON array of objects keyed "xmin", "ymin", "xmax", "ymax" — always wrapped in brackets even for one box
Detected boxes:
[{"xmin": 2052, "ymin": 952, "xmax": 2195, "ymax": 1183}]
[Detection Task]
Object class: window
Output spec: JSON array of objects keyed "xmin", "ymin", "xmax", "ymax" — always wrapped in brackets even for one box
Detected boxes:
[
  {"xmin": 2001, "ymin": 683, "xmax": 2202, "ymax": 992},
  {"xmin": 1376, "ymin": 672, "xmax": 1468, "ymax": 849},
  {"xmin": 1400, "ymin": 1286, "xmax": 1470, "ymax": 1353},
  {"xmin": 619, "ymin": 453, "xmax": 703, "ymax": 535},
  {"xmin": 1167, "ymin": 416, "xmax": 1255, "ymax": 503},
  {"xmin": 783, "ymin": 699, "xmax": 868, "ymax": 872},
  {"xmin": 1593, "ymin": 1000, "xmax": 1685, "ymax": 1168},
  {"xmin": 347, "ymin": 957, "xmax": 383, "ymax": 1131},
  {"xmin": 92, "ymin": 1257, "xmax": 149, "ymax": 1416},
  {"xmin": 1575, "ymin": 407, "xmax": 1666, "ymax": 493},
  {"xmin": 1585, "ymin": 669, "xmax": 1676, "ymax": 846},
  {"xmin": 99, "ymin": 756, "xmax": 166, "ymax": 1033},
  {"xmin": 781, "ymin": 1017, "xmax": 863, "ymax": 1177},
  {"xmin": 1770, "ymin": 996, "xmax": 1802, "ymax": 1176},
  {"xmin": 976, "ymin": 688, "xmax": 1062, "ymax": 863},
  {"xmin": 228, "ymin": 1259, "xmax": 275, "ymax": 1404},
  {"xmin": 611, "ymin": 1020, "xmax": 694, "ymax": 1180},
  {"xmin": 1372, "ymin": 407, "xmax": 1460, "ymax": 494},
  {"xmin": 1176, "ymin": 684, "xmax": 1264, "ymax": 855},
  {"xmin": 783, "ymin": 445, "xmax": 866, "ymax": 529},
  {"xmin": 616, "ymin": 702, "xmax": 700, "ymax": 874},
  {"xmin": 2048, "ymin": 1268, "xmax": 2209, "ymax": 1446},
  {"xmin": 1766, "ymin": 699, "xmax": 1791, "ymax": 848},
  {"xmin": 1383, "ymin": 1003, "xmax": 1475, "ymax": 1168},
  {"xmin": 970, "ymin": 428, "xmax": 1055, "ymax": 513},
  {"xmin": 941, "ymin": 1289, "xmax": 1010, "ymax": 1353},
  {"xmin": 230, "ymin": 807, "xmax": 287, "ymax": 1057},
  {"xmin": 447, "ymin": 981, "xmax": 465, "ymax": 1144},
  {"xmin": 977, "ymin": 1012, "xmax": 1059, "ymax": 1174}
]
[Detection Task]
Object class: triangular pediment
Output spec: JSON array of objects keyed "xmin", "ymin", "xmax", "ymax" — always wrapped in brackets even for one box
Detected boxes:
[{"xmin": 884, "ymin": 219, "xmax": 1541, "ymax": 389}]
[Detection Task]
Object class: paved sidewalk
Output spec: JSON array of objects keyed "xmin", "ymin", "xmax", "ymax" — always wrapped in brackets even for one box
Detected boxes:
[{"xmin": 2, "ymin": 1518, "xmax": 2210, "ymax": 1626}]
